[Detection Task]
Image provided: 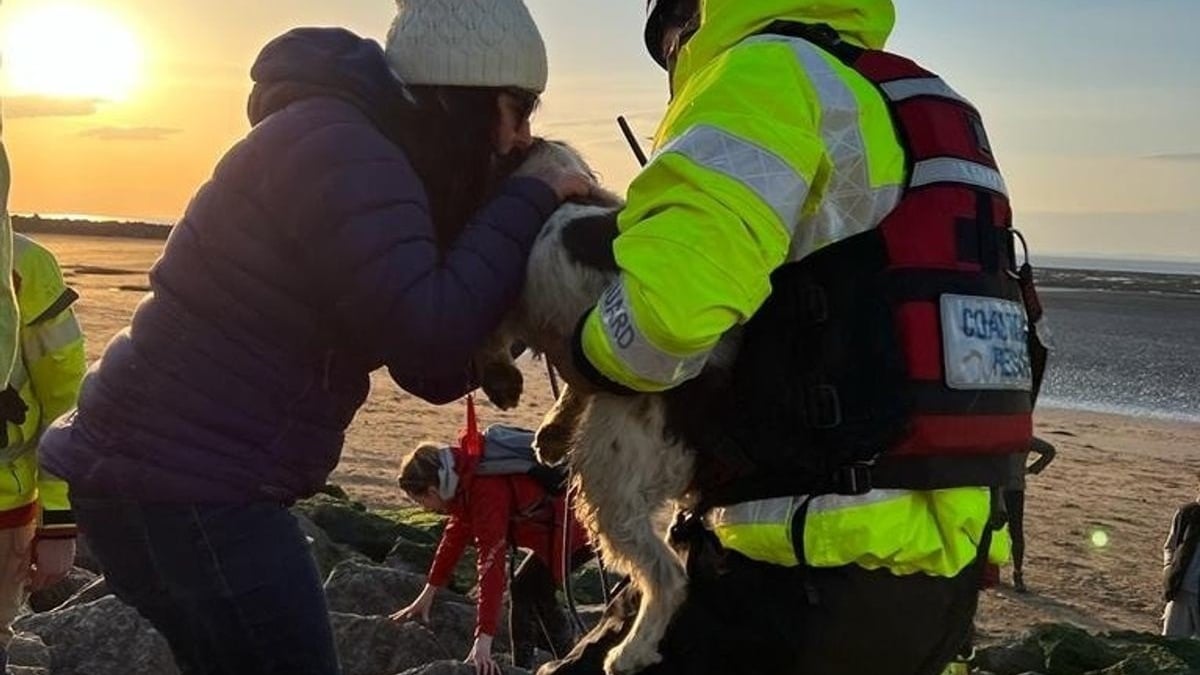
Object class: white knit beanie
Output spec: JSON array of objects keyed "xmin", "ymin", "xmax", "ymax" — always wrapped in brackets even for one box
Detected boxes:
[{"xmin": 385, "ymin": 0, "xmax": 548, "ymax": 94}]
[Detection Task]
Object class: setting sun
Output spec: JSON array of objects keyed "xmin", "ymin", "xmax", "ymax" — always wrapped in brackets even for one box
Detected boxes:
[{"xmin": 2, "ymin": 2, "xmax": 144, "ymax": 101}]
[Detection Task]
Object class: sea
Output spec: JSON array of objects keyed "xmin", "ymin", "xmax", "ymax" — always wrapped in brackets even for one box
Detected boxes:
[{"xmin": 1036, "ymin": 261, "xmax": 1200, "ymax": 423}]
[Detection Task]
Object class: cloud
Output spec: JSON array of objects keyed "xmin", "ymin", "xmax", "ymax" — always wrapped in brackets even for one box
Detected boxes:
[
  {"xmin": 1146, "ymin": 152, "xmax": 1200, "ymax": 163},
  {"xmin": 3, "ymin": 95, "xmax": 101, "ymax": 118},
  {"xmin": 77, "ymin": 126, "xmax": 183, "ymax": 142}
]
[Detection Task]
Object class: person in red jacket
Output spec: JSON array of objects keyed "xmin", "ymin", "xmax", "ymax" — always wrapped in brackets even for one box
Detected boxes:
[{"xmin": 393, "ymin": 441, "xmax": 592, "ymax": 674}]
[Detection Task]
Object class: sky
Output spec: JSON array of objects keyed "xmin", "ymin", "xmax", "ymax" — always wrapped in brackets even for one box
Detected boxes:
[{"xmin": 1, "ymin": 0, "xmax": 1198, "ymax": 263}]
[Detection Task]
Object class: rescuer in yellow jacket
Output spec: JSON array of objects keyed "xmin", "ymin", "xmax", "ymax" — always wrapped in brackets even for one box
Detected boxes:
[
  {"xmin": 0, "ymin": 117, "xmax": 21, "ymax": 390},
  {"xmin": 541, "ymin": 2, "xmax": 1017, "ymax": 674},
  {"xmin": 0, "ymin": 233, "xmax": 85, "ymax": 668}
]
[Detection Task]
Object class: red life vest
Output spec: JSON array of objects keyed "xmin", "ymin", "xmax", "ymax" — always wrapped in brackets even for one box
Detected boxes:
[{"xmin": 689, "ymin": 22, "xmax": 1048, "ymax": 506}]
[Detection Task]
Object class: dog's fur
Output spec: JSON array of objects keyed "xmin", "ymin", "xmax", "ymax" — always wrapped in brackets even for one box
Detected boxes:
[{"xmin": 474, "ymin": 141, "xmax": 738, "ymax": 675}]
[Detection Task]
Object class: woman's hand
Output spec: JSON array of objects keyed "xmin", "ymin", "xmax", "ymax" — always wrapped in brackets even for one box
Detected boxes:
[
  {"xmin": 390, "ymin": 583, "xmax": 436, "ymax": 624},
  {"xmin": 465, "ymin": 633, "xmax": 502, "ymax": 675}
]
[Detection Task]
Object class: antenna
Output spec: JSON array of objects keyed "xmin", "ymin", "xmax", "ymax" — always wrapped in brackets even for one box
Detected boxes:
[{"xmin": 617, "ymin": 115, "xmax": 648, "ymax": 167}]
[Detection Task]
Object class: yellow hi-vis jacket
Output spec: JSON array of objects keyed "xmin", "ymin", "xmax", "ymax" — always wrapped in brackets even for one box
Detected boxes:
[
  {"xmin": 576, "ymin": 0, "xmax": 1009, "ymax": 578},
  {"xmin": 0, "ymin": 234, "xmax": 85, "ymax": 536},
  {"xmin": 0, "ymin": 135, "xmax": 20, "ymax": 389}
]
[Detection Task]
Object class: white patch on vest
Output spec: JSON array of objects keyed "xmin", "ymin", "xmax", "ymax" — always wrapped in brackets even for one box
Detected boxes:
[{"xmin": 940, "ymin": 294, "xmax": 1032, "ymax": 391}]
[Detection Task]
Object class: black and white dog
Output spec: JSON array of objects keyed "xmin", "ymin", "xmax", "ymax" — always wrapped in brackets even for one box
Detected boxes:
[{"xmin": 474, "ymin": 140, "xmax": 739, "ymax": 675}]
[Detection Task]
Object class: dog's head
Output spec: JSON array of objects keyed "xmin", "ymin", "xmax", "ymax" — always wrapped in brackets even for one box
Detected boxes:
[
  {"xmin": 516, "ymin": 140, "xmax": 624, "ymax": 273},
  {"xmin": 511, "ymin": 140, "xmax": 625, "ymax": 335},
  {"xmin": 512, "ymin": 138, "xmax": 594, "ymax": 179},
  {"xmin": 514, "ymin": 139, "xmax": 624, "ymax": 209}
]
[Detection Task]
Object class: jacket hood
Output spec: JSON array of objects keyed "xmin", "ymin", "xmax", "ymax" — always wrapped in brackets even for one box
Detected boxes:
[
  {"xmin": 675, "ymin": 0, "xmax": 895, "ymax": 87},
  {"xmin": 247, "ymin": 27, "xmax": 411, "ymax": 126}
]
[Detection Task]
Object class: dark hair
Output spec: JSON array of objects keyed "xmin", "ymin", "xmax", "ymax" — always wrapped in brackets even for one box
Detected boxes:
[
  {"xmin": 392, "ymin": 86, "xmax": 509, "ymax": 251},
  {"xmin": 397, "ymin": 442, "xmax": 444, "ymax": 495}
]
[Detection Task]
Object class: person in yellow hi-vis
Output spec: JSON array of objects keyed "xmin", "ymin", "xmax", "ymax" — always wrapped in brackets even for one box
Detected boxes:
[
  {"xmin": 539, "ymin": 1, "xmax": 1044, "ymax": 674},
  {"xmin": 0, "ymin": 232, "xmax": 85, "ymax": 670},
  {"xmin": 0, "ymin": 113, "xmax": 22, "ymax": 390}
]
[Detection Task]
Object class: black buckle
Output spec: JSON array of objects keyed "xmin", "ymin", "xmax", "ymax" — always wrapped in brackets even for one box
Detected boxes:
[
  {"xmin": 806, "ymin": 385, "xmax": 842, "ymax": 430},
  {"xmin": 835, "ymin": 464, "xmax": 873, "ymax": 496}
]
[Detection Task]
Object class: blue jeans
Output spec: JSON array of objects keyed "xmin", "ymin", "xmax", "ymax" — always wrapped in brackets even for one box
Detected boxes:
[{"xmin": 73, "ymin": 499, "xmax": 340, "ymax": 675}]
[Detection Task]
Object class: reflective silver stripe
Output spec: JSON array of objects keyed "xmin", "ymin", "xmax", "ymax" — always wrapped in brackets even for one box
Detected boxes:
[
  {"xmin": 743, "ymin": 35, "xmax": 902, "ymax": 261},
  {"xmin": 656, "ymin": 124, "xmax": 808, "ymax": 233},
  {"xmin": 910, "ymin": 157, "xmax": 1008, "ymax": 196},
  {"xmin": 597, "ymin": 280, "xmax": 709, "ymax": 387},
  {"xmin": 708, "ymin": 491, "xmax": 911, "ymax": 523},
  {"xmin": 807, "ymin": 489, "xmax": 913, "ymax": 515},
  {"xmin": 705, "ymin": 497, "xmax": 800, "ymax": 529},
  {"xmin": 880, "ymin": 78, "xmax": 969, "ymax": 105},
  {"xmin": 22, "ymin": 316, "xmax": 83, "ymax": 364},
  {"xmin": 6, "ymin": 356, "xmax": 27, "ymax": 390}
]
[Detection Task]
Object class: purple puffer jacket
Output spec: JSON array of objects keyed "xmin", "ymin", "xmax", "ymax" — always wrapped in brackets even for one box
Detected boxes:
[{"xmin": 40, "ymin": 28, "xmax": 559, "ymax": 503}]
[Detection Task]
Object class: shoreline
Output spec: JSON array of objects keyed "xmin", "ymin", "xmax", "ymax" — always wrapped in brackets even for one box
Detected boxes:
[{"xmin": 1039, "ymin": 400, "xmax": 1200, "ymax": 426}]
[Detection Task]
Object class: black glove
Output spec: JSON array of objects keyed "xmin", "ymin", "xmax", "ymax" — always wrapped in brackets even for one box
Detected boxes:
[{"xmin": 0, "ymin": 385, "xmax": 28, "ymax": 426}]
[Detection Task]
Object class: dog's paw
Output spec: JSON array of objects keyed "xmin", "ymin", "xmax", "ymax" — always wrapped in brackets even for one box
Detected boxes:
[
  {"xmin": 480, "ymin": 362, "xmax": 523, "ymax": 410},
  {"xmin": 534, "ymin": 421, "xmax": 573, "ymax": 463},
  {"xmin": 604, "ymin": 640, "xmax": 662, "ymax": 675}
]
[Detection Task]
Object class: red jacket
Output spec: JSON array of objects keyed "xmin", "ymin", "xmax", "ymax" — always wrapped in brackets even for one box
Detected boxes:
[{"xmin": 427, "ymin": 448, "xmax": 591, "ymax": 637}]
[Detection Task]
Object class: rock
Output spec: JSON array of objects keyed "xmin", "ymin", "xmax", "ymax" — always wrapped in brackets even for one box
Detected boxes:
[
  {"xmin": 325, "ymin": 560, "xmax": 430, "ymax": 615},
  {"xmin": 379, "ymin": 507, "xmax": 447, "ymax": 571},
  {"xmin": 1094, "ymin": 650, "xmax": 1190, "ymax": 675},
  {"xmin": 56, "ymin": 575, "xmax": 112, "ymax": 610},
  {"xmin": 330, "ymin": 612, "xmax": 449, "ymax": 675},
  {"xmin": 294, "ymin": 511, "xmax": 365, "ymax": 580},
  {"xmin": 565, "ymin": 563, "xmax": 607, "ymax": 607},
  {"xmin": 28, "ymin": 567, "xmax": 100, "ymax": 613},
  {"xmin": 7, "ymin": 632, "xmax": 51, "ymax": 670},
  {"xmin": 384, "ymin": 536, "xmax": 478, "ymax": 595},
  {"xmin": 974, "ymin": 636, "xmax": 1046, "ymax": 674},
  {"xmin": 318, "ymin": 483, "xmax": 352, "ymax": 501},
  {"xmin": 1106, "ymin": 631, "xmax": 1200, "ymax": 670},
  {"xmin": 14, "ymin": 595, "xmax": 178, "ymax": 675},
  {"xmin": 293, "ymin": 493, "xmax": 405, "ymax": 561},
  {"xmin": 323, "ymin": 560, "xmax": 494, "ymax": 659},
  {"xmin": 1039, "ymin": 623, "xmax": 1121, "ymax": 673},
  {"xmin": 385, "ymin": 534, "xmax": 438, "ymax": 576},
  {"xmin": 973, "ymin": 624, "xmax": 1200, "ymax": 675},
  {"xmin": 379, "ymin": 507, "xmax": 484, "ymax": 595}
]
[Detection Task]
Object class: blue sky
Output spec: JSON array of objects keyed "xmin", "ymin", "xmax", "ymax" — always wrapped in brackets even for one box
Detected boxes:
[{"xmin": 2, "ymin": 0, "xmax": 1197, "ymax": 262}]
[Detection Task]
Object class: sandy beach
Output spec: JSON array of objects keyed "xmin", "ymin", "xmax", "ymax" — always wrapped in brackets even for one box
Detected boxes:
[{"xmin": 32, "ymin": 232, "xmax": 1200, "ymax": 644}]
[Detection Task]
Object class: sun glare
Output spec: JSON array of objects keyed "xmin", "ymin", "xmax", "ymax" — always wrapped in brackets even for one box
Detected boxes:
[{"xmin": 2, "ymin": 2, "xmax": 144, "ymax": 101}]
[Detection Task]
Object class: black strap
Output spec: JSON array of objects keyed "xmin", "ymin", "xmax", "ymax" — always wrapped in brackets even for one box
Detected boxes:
[
  {"xmin": 0, "ymin": 386, "xmax": 28, "ymax": 444},
  {"xmin": 28, "ymin": 288, "xmax": 79, "ymax": 326},
  {"xmin": 886, "ymin": 268, "xmax": 1022, "ymax": 304},
  {"xmin": 760, "ymin": 20, "xmax": 864, "ymax": 65},
  {"xmin": 39, "ymin": 509, "xmax": 76, "ymax": 527},
  {"xmin": 909, "ymin": 383, "xmax": 1032, "ymax": 417},
  {"xmin": 871, "ymin": 455, "xmax": 1018, "ymax": 491}
]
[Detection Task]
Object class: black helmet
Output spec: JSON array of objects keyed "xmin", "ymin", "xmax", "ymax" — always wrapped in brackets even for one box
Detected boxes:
[{"xmin": 644, "ymin": 0, "xmax": 696, "ymax": 69}]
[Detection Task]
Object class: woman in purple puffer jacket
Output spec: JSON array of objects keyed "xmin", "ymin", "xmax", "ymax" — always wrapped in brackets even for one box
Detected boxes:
[{"xmin": 39, "ymin": 1, "xmax": 593, "ymax": 673}]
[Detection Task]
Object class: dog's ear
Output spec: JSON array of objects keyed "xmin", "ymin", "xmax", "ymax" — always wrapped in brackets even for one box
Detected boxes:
[{"xmin": 561, "ymin": 211, "xmax": 619, "ymax": 272}]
